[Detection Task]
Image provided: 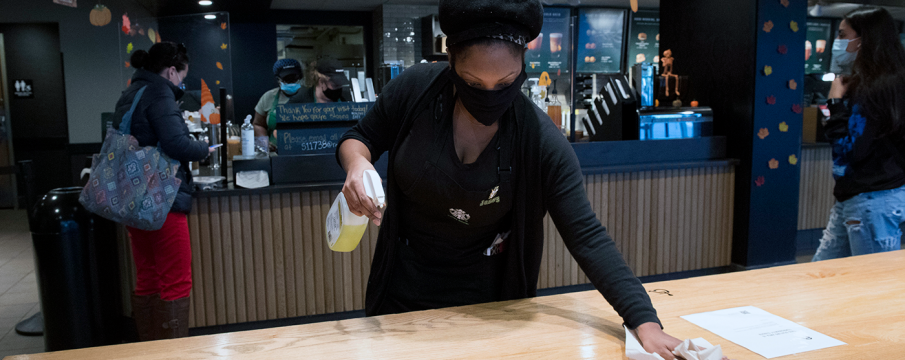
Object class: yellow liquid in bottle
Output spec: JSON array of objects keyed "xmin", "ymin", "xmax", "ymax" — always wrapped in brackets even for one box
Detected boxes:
[
  {"xmin": 547, "ymin": 105, "xmax": 562, "ymax": 129},
  {"xmin": 329, "ymin": 223, "xmax": 367, "ymax": 252}
]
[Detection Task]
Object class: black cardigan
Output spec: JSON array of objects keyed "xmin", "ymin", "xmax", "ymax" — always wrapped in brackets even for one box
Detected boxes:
[{"xmin": 338, "ymin": 63, "xmax": 660, "ymax": 329}]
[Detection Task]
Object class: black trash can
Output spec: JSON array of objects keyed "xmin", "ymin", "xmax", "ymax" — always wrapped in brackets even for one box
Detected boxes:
[{"xmin": 30, "ymin": 187, "xmax": 122, "ymax": 351}]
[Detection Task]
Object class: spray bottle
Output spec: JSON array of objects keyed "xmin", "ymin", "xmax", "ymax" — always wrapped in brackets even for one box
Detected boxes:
[
  {"xmin": 241, "ymin": 115, "xmax": 255, "ymax": 157},
  {"xmin": 325, "ymin": 170, "xmax": 385, "ymax": 252}
]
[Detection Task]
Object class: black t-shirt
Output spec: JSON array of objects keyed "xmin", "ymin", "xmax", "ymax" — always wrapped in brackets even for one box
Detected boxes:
[
  {"xmin": 395, "ymin": 92, "xmax": 511, "ymax": 256},
  {"xmin": 387, "ymin": 87, "xmax": 514, "ymax": 311}
]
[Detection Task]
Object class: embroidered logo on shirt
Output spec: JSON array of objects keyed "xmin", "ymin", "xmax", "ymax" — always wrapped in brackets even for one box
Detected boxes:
[
  {"xmin": 481, "ymin": 186, "xmax": 501, "ymax": 206},
  {"xmin": 480, "ymin": 197, "xmax": 500, "ymax": 207},
  {"xmin": 449, "ymin": 208, "xmax": 471, "ymax": 224}
]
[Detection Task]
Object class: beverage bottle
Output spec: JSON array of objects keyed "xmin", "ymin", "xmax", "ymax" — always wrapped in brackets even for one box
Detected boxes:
[
  {"xmin": 241, "ymin": 115, "xmax": 255, "ymax": 157},
  {"xmin": 547, "ymin": 84, "xmax": 562, "ymax": 129},
  {"xmin": 325, "ymin": 170, "xmax": 385, "ymax": 252}
]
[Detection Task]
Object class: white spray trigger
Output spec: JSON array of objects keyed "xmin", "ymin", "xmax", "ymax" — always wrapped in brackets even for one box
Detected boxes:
[{"xmin": 362, "ymin": 170, "xmax": 385, "ymax": 209}]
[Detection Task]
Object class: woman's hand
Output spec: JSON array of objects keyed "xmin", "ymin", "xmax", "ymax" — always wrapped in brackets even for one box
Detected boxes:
[
  {"xmin": 341, "ymin": 156, "xmax": 383, "ymax": 226},
  {"xmin": 828, "ymin": 76, "xmax": 847, "ymax": 99},
  {"xmin": 636, "ymin": 322, "xmax": 731, "ymax": 360},
  {"xmin": 636, "ymin": 322, "xmax": 682, "ymax": 359}
]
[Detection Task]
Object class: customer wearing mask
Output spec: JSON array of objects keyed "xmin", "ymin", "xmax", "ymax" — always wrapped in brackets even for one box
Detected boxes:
[
  {"xmin": 312, "ymin": 57, "xmax": 351, "ymax": 103},
  {"xmin": 115, "ymin": 42, "xmax": 214, "ymax": 340},
  {"xmin": 335, "ymin": 1, "xmax": 705, "ymax": 359},
  {"xmin": 252, "ymin": 59, "xmax": 315, "ymax": 149},
  {"xmin": 813, "ymin": 6, "xmax": 905, "ymax": 261}
]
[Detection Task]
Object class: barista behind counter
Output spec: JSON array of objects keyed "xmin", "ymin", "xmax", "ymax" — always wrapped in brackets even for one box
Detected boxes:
[{"xmin": 253, "ymin": 57, "xmax": 351, "ymax": 150}]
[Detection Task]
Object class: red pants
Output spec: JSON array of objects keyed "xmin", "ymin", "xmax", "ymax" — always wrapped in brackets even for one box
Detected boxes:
[{"xmin": 128, "ymin": 213, "xmax": 192, "ymax": 301}]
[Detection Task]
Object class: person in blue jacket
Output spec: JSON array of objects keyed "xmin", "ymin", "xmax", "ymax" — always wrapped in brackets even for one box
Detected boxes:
[{"xmin": 112, "ymin": 42, "xmax": 213, "ymax": 340}]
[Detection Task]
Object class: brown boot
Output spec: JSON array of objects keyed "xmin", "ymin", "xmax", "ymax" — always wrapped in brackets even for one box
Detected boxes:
[
  {"xmin": 131, "ymin": 293, "xmax": 160, "ymax": 342},
  {"xmin": 155, "ymin": 296, "xmax": 191, "ymax": 339}
]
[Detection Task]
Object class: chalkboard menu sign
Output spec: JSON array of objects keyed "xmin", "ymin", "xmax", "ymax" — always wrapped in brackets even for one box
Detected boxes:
[
  {"xmin": 525, "ymin": 7, "xmax": 571, "ymax": 74},
  {"xmin": 627, "ymin": 11, "xmax": 659, "ymax": 66},
  {"xmin": 576, "ymin": 9, "xmax": 626, "ymax": 73},
  {"xmin": 805, "ymin": 19, "xmax": 833, "ymax": 74},
  {"xmin": 273, "ymin": 102, "xmax": 374, "ymax": 155},
  {"xmin": 272, "ymin": 102, "xmax": 374, "ymax": 123}
]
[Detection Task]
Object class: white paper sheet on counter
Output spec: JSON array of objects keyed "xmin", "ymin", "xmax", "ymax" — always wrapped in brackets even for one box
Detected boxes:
[{"xmin": 681, "ymin": 306, "xmax": 846, "ymax": 358}]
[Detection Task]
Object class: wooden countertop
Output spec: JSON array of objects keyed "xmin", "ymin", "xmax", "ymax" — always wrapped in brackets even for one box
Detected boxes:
[{"xmin": 7, "ymin": 251, "xmax": 903, "ymax": 359}]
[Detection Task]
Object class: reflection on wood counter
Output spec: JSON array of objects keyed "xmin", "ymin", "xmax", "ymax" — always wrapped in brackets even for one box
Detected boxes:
[
  {"xmin": 20, "ymin": 250, "xmax": 903, "ymax": 359},
  {"xmin": 116, "ymin": 164, "xmax": 736, "ymax": 328}
]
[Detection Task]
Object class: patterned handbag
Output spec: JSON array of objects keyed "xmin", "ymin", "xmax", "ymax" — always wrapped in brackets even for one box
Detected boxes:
[{"xmin": 79, "ymin": 86, "xmax": 182, "ymax": 231}]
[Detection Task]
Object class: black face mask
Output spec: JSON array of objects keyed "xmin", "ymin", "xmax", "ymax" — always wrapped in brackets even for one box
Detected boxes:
[
  {"xmin": 323, "ymin": 87, "xmax": 343, "ymax": 102},
  {"xmin": 447, "ymin": 65, "xmax": 527, "ymax": 126}
]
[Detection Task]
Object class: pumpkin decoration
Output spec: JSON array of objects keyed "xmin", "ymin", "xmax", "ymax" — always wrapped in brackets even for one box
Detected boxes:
[
  {"xmin": 690, "ymin": 100, "xmax": 699, "ymax": 107},
  {"xmin": 90, "ymin": 4, "xmax": 112, "ymax": 27}
]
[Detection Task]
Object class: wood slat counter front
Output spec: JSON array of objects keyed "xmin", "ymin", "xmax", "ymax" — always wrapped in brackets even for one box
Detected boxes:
[
  {"xmin": 798, "ymin": 143, "xmax": 835, "ymax": 230},
  {"xmin": 114, "ymin": 158, "xmax": 737, "ymax": 328},
  {"xmin": 10, "ymin": 251, "xmax": 904, "ymax": 359}
]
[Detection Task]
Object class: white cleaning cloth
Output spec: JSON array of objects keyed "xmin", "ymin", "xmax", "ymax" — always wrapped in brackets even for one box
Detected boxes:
[{"xmin": 625, "ymin": 325, "xmax": 724, "ymax": 360}]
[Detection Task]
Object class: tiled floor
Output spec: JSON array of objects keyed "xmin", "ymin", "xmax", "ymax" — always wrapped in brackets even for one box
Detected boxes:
[{"xmin": 0, "ymin": 210, "xmax": 45, "ymax": 358}]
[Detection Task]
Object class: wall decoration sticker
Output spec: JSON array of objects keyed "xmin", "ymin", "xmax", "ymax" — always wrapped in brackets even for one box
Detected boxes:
[{"xmin": 90, "ymin": 4, "xmax": 112, "ymax": 26}]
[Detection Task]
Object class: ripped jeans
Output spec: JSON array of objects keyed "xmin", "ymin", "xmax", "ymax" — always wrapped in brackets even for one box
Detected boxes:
[{"xmin": 812, "ymin": 185, "xmax": 905, "ymax": 261}]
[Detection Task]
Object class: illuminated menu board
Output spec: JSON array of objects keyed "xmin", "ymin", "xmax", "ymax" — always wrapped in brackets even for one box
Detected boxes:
[
  {"xmin": 525, "ymin": 7, "xmax": 571, "ymax": 74},
  {"xmin": 627, "ymin": 10, "xmax": 659, "ymax": 66},
  {"xmin": 576, "ymin": 8, "xmax": 626, "ymax": 73},
  {"xmin": 805, "ymin": 19, "xmax": 833, "ymax": 74}
]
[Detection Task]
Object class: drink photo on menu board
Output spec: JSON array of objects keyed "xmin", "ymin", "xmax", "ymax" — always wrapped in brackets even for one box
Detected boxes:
[
  {"xmin": 805, "ymin": 18, "xmax": 833, "ymax": 74},
  {"xmin": 627, "ymin": 10, "xmax": 659, "ymax": 67},
  {"xmin": 576, "ymin": 8, "xmax": 625, "ymax": 73},
  {"xmin": 525, "ymin": 7, "xmax": 571, "ymax": 74}
]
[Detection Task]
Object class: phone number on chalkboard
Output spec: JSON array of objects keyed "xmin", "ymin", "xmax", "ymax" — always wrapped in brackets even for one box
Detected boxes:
[{"xmin": 281, "ymin": 133, "xmax": 340, "ymax": 152}]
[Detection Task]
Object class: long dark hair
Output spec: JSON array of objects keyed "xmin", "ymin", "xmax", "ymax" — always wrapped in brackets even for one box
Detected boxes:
[
  {"xmin": 844, "ymin": 7, "xmax": 905, "ymax": 137},
  {"xmin": 130, "ymin": 42, "xmax": 189, "ymax": 74}
]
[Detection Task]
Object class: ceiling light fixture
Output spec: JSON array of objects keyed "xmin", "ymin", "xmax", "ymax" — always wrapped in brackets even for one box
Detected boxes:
[
  {"xmin": 809, "ymin": 4, "xmax": 822, "ymax": 17},
  {"xmin": 199, "ymin": 1, "xmax": 213, "ymax": 5},
  {"xmin": 204, "ymin": 14, "xmax": 217, "ymax": 19}
]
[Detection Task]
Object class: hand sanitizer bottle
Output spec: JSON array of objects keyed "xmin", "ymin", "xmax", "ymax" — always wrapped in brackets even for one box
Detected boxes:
[{"xmin": 241, "ymin": 115, "xmax": 255, "ymax": 157}]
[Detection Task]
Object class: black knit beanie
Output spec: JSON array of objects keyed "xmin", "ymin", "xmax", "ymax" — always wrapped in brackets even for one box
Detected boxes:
[{"xmin": 439, "ymin": 0, "xmax": 544, "ymax": 47}]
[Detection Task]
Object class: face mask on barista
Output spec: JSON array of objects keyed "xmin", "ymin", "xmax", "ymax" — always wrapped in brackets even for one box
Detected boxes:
[
  {"xmin": 280, "ymin": 81, "xmax": 302, "ymax": 95},
  {"xmin": 830, "ymin": 38, "xmax": 860, "ymax": 75},
  {"xmin": 447, "ymin": 65, "xmax": 528, "ymax": 126},
  {"xmin": 323, "ymin": 87, "xmax": 343, "ymax": 102}
]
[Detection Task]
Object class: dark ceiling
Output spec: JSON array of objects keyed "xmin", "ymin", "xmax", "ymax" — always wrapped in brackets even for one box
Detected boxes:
[{"xmin": 134, "ymin": 0, "xmax": 275, "ymax": 18}]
